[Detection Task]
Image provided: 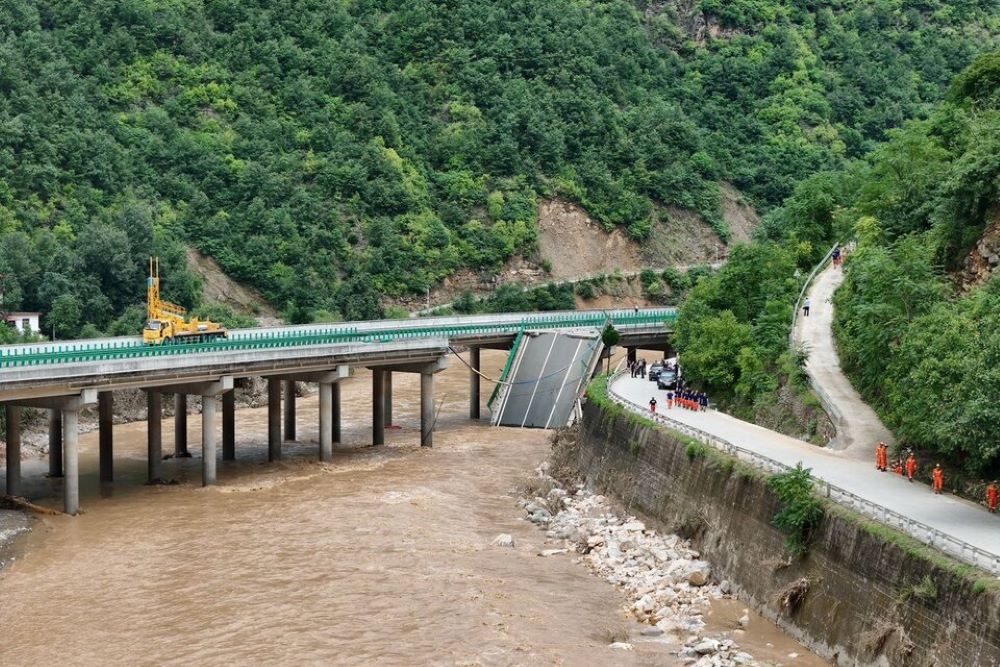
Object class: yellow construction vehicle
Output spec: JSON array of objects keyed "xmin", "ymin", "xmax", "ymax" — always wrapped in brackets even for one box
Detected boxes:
[{"xmin": 143, "ymin": 257, "xmax": 227, "ymax": 345}]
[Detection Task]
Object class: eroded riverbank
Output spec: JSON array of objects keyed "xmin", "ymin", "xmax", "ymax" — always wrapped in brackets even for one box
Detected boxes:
[{"xmin": 0, "ymin": 352, "xmax": 824, "ymax": 665}]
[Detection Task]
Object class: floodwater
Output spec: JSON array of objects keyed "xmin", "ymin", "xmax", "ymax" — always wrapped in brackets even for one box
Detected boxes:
[{"xmin": 0, "ymin": 351, "xmax": 825, "ymax": 666}]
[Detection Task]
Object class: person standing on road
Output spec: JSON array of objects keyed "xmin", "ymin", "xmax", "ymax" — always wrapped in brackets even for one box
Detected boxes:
[
  {"xmin": 640, "ymin": 359, "xmax": 647, "ymax": 379},
  {"xmin": 987, "ymin": 481, "xmax": 999, "ymax": 513},
  {"xmin": 906, "ymin": 453, "xmax": 918, "ymax": 482},
  {"xmin": 875, "ymin": 442, "xmax": 887, "ymax": 472},
  {"xmin": 932, "ymin": 464, "xmax": 944, "ymax": 494},
  {"xmin": 666, "ymin": 390, "xmax": 674, "ymax": 410},
  {"xmin": 649, "ymin": 397, "xmax": 657, "ymax": 414},
  {"xmin": 803, "ymin": 297, "xmax": 811, "ymax": 317},
  {"xmin": 699, "ymin": 392, "xmax": 708, "ymax": 411}
]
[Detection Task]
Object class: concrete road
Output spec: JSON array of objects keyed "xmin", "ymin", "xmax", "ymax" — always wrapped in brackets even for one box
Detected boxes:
[
  {"xmin": 612, "ymin": 374, "xmax": 1000, "ymax": 565},
  {"xmin": 793, "ymin": 264, "xmax": 895, "ymax": 460}
]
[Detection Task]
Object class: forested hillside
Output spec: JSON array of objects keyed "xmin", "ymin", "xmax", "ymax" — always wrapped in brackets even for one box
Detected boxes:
[
  {"xmin": 675, "ymin": 50, "xmax": 1000, "ymax": 477},
  {"xmin": 0, "ymin": 0, "xmax": 996, "ymax": 338}
]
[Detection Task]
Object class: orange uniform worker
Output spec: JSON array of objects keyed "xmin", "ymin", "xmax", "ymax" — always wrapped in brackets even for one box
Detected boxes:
[
  {"xmin": 875, "ymin": 442, "xmax": 887, "ymax": 472},
  {"xmin": 893, "ymin": 458, "xmax": 904, "ymax": 476},
  {"xmin": 905, "ymin": 454, "xmax": 918, "ymax": 482},
  {"xmin": 987, "ymin": 481, "xmax": 999, "ymax": 514},
  {"xmin": 666, "ymin": 391, "xmax": 674, "ymax": 409},
  {"xmin": 932, "ymin": 464, "xmax": 944, "ymax": 494}
]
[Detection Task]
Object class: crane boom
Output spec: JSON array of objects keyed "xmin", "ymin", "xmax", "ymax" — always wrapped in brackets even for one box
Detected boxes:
[{"xmin": 143, "ymin": 257, "xmax": 227, "ymax": 345}]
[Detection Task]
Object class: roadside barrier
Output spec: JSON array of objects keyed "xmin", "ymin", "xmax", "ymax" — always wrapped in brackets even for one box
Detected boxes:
[{"xmin": 607, "ymin": 371, "xmax": 1000, "ymax": 574}]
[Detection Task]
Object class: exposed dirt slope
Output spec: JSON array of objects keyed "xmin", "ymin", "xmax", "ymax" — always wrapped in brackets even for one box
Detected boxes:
[
  {"xmin": 959, "ymin": 210, "xmax": 1000, "ymax": 291},
  {"xmin": 186, "ymin": 248, "xmax": 279, "ymax": 321},
  {"xmin": 538, "ymin": 184, "xmax": 759, "ymax": 280}
]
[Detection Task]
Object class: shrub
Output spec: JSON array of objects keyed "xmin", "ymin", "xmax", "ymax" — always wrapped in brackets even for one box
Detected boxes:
[{"xmin": 768, "ymin": 464, "xmax": 824, "ymax": 556}]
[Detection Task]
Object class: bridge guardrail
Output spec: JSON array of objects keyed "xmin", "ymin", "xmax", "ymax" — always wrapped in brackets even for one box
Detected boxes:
[
  {"xmin": 0, "ymin": 309, "xmax": 676, "ymax": 369},
  {"xmin": 605, "ymin": 371, "xmax": 1000, "ymax": 574}
]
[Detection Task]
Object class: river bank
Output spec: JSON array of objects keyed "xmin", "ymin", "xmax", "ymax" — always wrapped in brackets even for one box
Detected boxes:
[{"xmin": 0, "ymin": 351, "xmax": 828, "ymax": 665}]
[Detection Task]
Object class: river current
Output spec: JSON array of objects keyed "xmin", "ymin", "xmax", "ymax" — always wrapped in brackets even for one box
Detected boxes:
[{"xmin": 0, "ymin": 352, "xmax": 824, "ymax": 666}]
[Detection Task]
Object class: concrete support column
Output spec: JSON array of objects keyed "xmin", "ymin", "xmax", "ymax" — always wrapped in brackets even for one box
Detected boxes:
[
  {"xmin": 99, "ymin": 391, "xmax": 114, "ymax": 482},
  {"xmin": 372, "ymin": 370, "xmax": 385, "ymax": 446},
  {"xmin": 147, "ymin": 391, "xmax": 162, "ymax": 483},
  {"xmin": 48, "ymin": 409, "xmax": 63, "ymax": 478},
  {"xmin": 319, "ymin": 382, "xmax": 333, "ymax": 462},
  {"xmin": 268, "ymin": 377, "xmax": 281, "ymax": 461},
  {"xmin": 5, "ymin": 404, "xmax": 21, "ymax": 497},
  {"xmin": 332, "ymin": 382, "xmax": 342, "ymax": 445},
  {"xmin": 63, "ymin": 407, "xmax": 80, "ymax": 515},
  {"xmin": 284, "ymin": 380, "xmax": 296, "ymax": 441},
  {"xmin": 222, "ymin": 390, "xmax": 235, "ymax": 461},
  {"xmin": 469, "ymin": 346, "xmax": 481, "ymax": 420},
  {"xmin": 383, "ymin": 372, "xmax": 393, "ymax": 426},
  {"xmin": 174, "ymin": 394, "xmax": 189, "ymax": 458},
  {"xmin": 202, "ymin": 395, "xmax": 217, "ymax": 487},
  {"xmin": 421, "ymin": 372, "xmax": 434, "ymax": 447}
]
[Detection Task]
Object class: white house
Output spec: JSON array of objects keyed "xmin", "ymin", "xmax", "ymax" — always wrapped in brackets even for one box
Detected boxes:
[{"xmin": 4, "ymin": 312, "xmax": 42, "ymax": 334}]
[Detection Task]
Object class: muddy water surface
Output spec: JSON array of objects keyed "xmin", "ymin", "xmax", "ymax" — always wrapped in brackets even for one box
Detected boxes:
[{"xmin": 0, "ymin": 352, "xmax": 824, "ymax": 666}]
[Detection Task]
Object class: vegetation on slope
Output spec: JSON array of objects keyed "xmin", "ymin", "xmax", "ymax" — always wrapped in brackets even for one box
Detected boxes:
[
  {"xmin": 0, "ymin": 0, "xmax": 995, "ymax": 334},
  {"xmin": 675, "ymin": 50, "xmax": 1000, "ymax": 476}
]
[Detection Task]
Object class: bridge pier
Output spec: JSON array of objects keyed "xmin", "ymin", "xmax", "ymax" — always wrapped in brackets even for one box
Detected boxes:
[
  {"xmin": 469, "ymin": 346, "xmax": 480, "ymax": 420},
  {"xmin": 372, "ymin": 370, "xmax": 385, "ymax": 446},
  {"xmin": 332, "ymin": 382, "xmax": 341, "ymax": 445},
  {"xmin": 384, "ymin": 372, "xmax": 393, "ymax": 427},
  {"xmin": 284, "ymin": 380, "xmax": 296, "ymax": 441},
  {"xmin": 268, "ymin": 377, "xmax": 281, "ymax": 461},
  {"xmin": 202, "ymin": 394, "xmax": 217, "ymax": 486},
  {"xmin": 63, "ymin": 406, "xmax": 80, "ymax": 515},
  {"xmin": 5, "ymin": 404, "xmax": 20, "ymax": 497},
  {"xmin": 99, "ymin": 391, "xmax": 114, "ymax": 482},
  {"xmin": 222, "ymin": 389, "xmax": 235, "ymax": 461},
  {"xmin": 48, "ymin": 409, "xmax": 63, "ymax": 478},
  {"xmin": 421, "ymin": 372, "xmax": 434, "ymax": 447},
  {"xmin": 174, "ymin": 394, "xmax": 189, "ymax": 458},
  {"xmin": 147, "ymin": 391, "xmax": 162, "ymax": 483}
]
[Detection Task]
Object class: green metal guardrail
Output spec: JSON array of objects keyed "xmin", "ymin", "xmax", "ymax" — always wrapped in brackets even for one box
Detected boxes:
[
  {"xmin": 486, "ymin": 330, "xmax": 526, "ymax": 410},
  {"xmin": 0, "ymin": 310, "xmax": 676, "ymax": 369}
]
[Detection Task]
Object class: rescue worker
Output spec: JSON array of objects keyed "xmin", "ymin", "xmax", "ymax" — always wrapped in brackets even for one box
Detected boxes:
[
  {"xmin": 666, "ymin": 391, "xmax": 674, "ymax": 410},
  {"xmin": 875, "ymin": 442, "xmax": 887, "ymax": 472},
  {"xmin": 906, "ymin": 453, "xmax": 917, "ymax": 482},
  {"xmin": 987, "ymin": 481, "xmax": 999, "ymax": 514},
  {"xmin": 893, "ymin": 458, "xmax": 904, "ymax": 476},
  {"xmin": 649, "ymin": 397, "xmax": 657, "ymax": 414},
  {"xmin": 932, "ymin": 464, "xmax": 944, "ymax": 494}
]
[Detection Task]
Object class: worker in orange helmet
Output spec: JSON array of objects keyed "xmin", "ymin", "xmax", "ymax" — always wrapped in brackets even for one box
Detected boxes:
[
  {"xmin": 875, "ymin": 442, "xmax": 887, "ymax": 472},
  {"xmin": 987, "ymin": 481, "xmax": 999, "ymax": 514},
  {"xmin": 893, "ymin": 458, "xmax": 904, "ymax": 476},
  {"xmin": 905, "ymin": 453, "xmax": 917, "ymax": 483},
  {"xmin": 932, "ymin": 464, "xmax": 944, "ymax": 494},
  {"xmin": 881, "ymin": 443, "xmax": 889, "ymax": 472}
]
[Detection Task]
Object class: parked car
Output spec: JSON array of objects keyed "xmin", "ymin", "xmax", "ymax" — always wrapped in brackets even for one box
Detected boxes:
[
  {"xmin": 648, "ymin": 361, "xmax": 665, "ymax": 381},
  {"xmin": 657, "ymin": 368, "xmax": 678, "ymax": 390}
]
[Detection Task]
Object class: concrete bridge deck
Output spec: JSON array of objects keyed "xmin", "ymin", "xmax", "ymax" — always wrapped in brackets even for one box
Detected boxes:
[{"xmin": 1, "ymin": 309, "xmax": 675, "ymax": 515}]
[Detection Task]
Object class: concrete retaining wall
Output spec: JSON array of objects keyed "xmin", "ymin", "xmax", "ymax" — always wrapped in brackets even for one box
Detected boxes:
[{"xmin": 578, "ymin": 402, "xmax": 1000, "ymax": 666}]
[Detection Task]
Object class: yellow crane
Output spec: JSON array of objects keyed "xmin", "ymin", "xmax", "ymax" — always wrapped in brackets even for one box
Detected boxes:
[{"xmin": 143, "ymin": 257, "xmax": 227, "ymax": 344}]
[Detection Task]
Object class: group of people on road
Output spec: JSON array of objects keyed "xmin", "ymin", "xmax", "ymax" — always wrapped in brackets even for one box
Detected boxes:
[
  {"xmin": 876, "ymin": 441, "xmax": 1000, "ymax": 512},
  {"xmin": 665, "ymin": 389, "xmax": 707, "ymax": 412},
  {"xmin": 628, "ymin": 358, "xmax": 647, "ymax": 379}
]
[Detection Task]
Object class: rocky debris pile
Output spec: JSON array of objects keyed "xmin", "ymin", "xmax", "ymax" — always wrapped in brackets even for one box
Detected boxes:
[{"xmin": 518, "ymin": 470, "xmax": 761, "ymax": 666}]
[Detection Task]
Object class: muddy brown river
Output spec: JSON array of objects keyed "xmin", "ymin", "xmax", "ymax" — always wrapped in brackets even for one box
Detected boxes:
[{"xmin": 0, "ymin": 351, "xmax": 825, "ymax": 666}]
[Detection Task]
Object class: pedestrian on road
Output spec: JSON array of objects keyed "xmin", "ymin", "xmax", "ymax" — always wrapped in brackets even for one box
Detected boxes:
[
  {"xmin": 832, "ymin": 246, "xmax": 841, "ymax": 268},
  {"xmin": 987, "ymin": 481, "xmax": 999, "ymax": 514},
  {"xmin": 666, "ymin": 391, "xmax": 674, "ymax": 409},
  {"xmin": 699, "ymin": 392, "xmax": 708, "ymax": 411},
  {"xmin": 649, "ymin": 397, "xmax": 657, "ymax": 414},
  {"xmin": 640, "ymin": 359, "xmax": 647, "ymax": 379},
  {"xmin": 932, "ymin": 464, "xmax": 944, "ymax": 494},
  {"xmin": 875, "ymin": 442, "xmax": 887, "ymax": 472},
  {"xmin": 803, "ymin": 297, "xmax": 811, "ymax": 317},
  {"xmin": 906, "ymin": 453, "xmax": 917, "ymax": 482}
]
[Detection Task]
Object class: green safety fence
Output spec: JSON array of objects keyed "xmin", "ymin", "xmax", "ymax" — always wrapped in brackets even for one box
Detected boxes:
[{"xmin": 0, "ymin": 310, "xmax": 676, "ymax": 369}]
